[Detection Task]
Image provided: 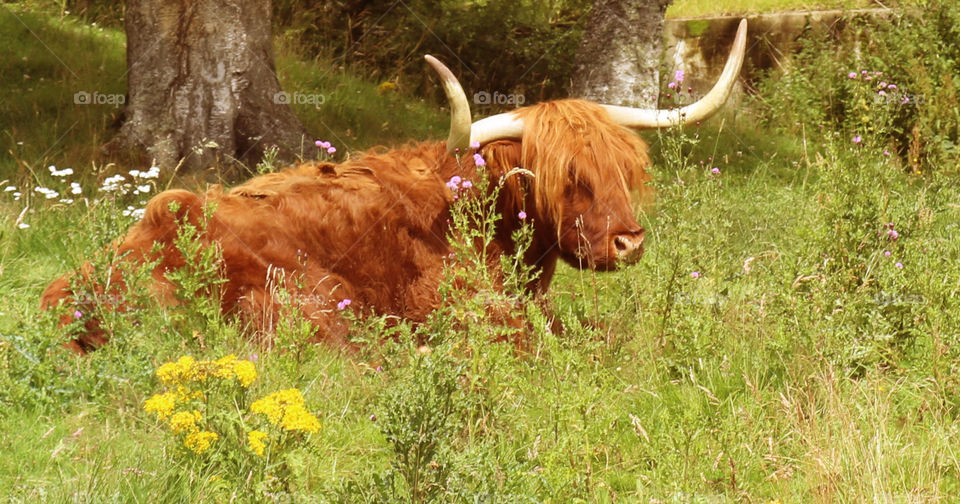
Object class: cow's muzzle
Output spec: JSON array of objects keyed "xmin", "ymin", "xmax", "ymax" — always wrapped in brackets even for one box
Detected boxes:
[{"xmin": 612, "ymin": 230, "xmax": 645, "ymax": 264}]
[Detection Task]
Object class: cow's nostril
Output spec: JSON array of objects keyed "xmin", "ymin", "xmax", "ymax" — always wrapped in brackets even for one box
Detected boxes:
[{"xmin": 612, "ymin": 232, "xmax": 644, "ymax": 260}]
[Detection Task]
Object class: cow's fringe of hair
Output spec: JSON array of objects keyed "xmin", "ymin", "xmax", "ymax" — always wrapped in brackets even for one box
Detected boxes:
[{"xmin": 513, "ymin": 99, "xmax": 651, "ymax": 233}]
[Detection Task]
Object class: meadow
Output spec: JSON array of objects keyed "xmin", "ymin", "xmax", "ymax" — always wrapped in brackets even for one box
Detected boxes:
[{"xmin": 2, "ymin": 1, "xmax": 960, "ymax": 503}]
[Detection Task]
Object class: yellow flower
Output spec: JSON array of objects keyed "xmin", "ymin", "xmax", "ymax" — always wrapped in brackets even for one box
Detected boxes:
[
  {"xmin": 233, "ymin": 360, "xmax": 257, "ymax": 387},
  {"xmin": 251, "ymin": 389, "xmax": 305, "ymax": 425},
  {"xmin": 248, "ymin": 430, "xmax": 268, "ymax": 457},
  {"xmin": 174, "ymin": 384, "xmax": 203, "ymax": 403},
  {"xmin": 212, "ymin": 354, "xmax": 238, "ymax": 379},
  {"xmin": 251, "ymin": 397, "xmax": 283, "ymax": 425},
  {"xmin": 156, "ymin": 355, "xmax": 198, "ymax": 384},
  {"xmin": 144, "ymin": 392, "xmax": 177, "ymax": 420},
  {"xmin": 156, "ymin": 362, "xmax": 178, "ymax": 383},
  {"xmin": 279, "ymin": 405, "xmax": 321, "ymax": 433},
  {"xmin": 377, "ymin": 81, "xmax": 396, "ymax": 93},
  {"xmin": 169, "ymin": 410, "xmax": 203, "ymax": 434},
  {"xmin": 184, "ymin": 430, "xmax": 218, "ymax": 454},
  {"xmin": 251, "ymin": 389, "xmax": 320, "ymax": 432}
]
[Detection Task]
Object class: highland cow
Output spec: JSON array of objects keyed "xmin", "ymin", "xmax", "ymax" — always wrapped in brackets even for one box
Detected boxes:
[{"xmin": 42, "ymin": 21, "xmax": 747, "ymax": 353}]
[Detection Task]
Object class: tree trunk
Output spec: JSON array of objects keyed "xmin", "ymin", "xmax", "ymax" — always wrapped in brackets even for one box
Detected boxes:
[
  {"xmin": 570, "ymin": 0, "xmax": 673, "ymax": 107},
  {"xmin": 105, "ymin": 0, "xmax": 310, "ymax": 178}
]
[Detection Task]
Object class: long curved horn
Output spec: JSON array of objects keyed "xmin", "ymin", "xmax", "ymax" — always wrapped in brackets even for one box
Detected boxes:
[
  {"xmin": 424, "ymin": 55, "xmax": 472, "ymax": 153},
  {"xmin": 603, "ymin": 18, "xmax": 747, "ymax": 128},
  {"xmin": 469, "ymin": 18, "xmax": 748, "ymax": 145}
]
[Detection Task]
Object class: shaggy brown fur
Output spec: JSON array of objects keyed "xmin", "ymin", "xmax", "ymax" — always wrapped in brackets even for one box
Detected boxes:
[{"xmin": 41, "ymin": 100, "xmax": 651, "ymax": 353}]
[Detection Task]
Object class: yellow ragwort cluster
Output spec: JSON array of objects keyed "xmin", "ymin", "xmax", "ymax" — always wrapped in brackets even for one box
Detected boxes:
[
  {"xmin": 143, "ymin": 391, "xmax": 177, "ymax": 420},
  {"xmin": 156, "ymin": 354, "xmax": 257, "ymax": 387},
  {"xmin": 145, "ymin": 353, "xmax": 258, "ymax": 455},
  {"xmin": 212, "ymin": 354, "xmax": 258, "ymax": 387},
  {"xmin": 156, "ymin": 355, "xmax": 200, "ymax": 384},
  {"xmin": 169, "ymin": 410, "xmax": 203, "ymax": 434},
  {"xmin": 250, "ymin": 389, "xmax": 321, "ymax": 434},
  {"xmin": 184, "ymin": 430, "xmax": 219, "ymax": 454}
]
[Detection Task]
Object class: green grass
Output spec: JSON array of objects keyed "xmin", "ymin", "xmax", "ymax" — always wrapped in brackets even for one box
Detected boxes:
[{"xmin": 3, "ymin": 2, "xmax": 960, "ymax": 503}]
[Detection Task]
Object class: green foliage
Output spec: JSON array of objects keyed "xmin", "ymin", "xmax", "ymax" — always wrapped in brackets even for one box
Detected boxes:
[
  {"xmin": 753, "ymin": 1, "xmax": 960, "ymax": 172},
  {"xmin": 164, "ymin": 201, "xmax": 236, "ymax": 349},
  {"xmin": 375, "ymin": 352, "xmax": 462, "ymax": 502}
]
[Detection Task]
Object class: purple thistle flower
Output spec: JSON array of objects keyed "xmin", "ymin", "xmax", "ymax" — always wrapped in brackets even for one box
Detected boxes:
[
  {"xmin": 691, "ymin": 271, "xmax": 701, "ymax": 279},
  {"xmin": 461, "ymin": 180, "xmax": 473, "ymax": 189},
  {"xmin": 895, "ymin": 262, "xmax": 903, "ymax": 269},
  {"xmin": 887, "ymin": 229, "xmax": 899, "ymax": 241},
  {"xmin": 711, "ymin": 167, "xmax": 720, "ymax": 175},
  {"xmin": 73, "ymin": 310, "xmax": 83, "ymax": 319},
  {"xmin": 473, "ymin": 153, "xmax": 486, "ymax": 166},
  {"xmin": 315, "ymin": 140, "xmax": 323, "ymax": 147},
  {"xmin": 883, "ymin": 250, "xmax": 891, "ymax": 258},
  {"xmin": 470, "ymin": 141, "xmax": 480, "ymax": 149},
  {"xmin": 327, "ymin": 146, "xmax": 336, "ymax": 154},
  {"xmin": 668, "ymin": 82, "xmax": 677, "ymax": 89},
  {"xmin": 337, "ymin": 298, "xmax": 352, "ymax": 310},
  {"xmin": 518, "ymin": 211, "xmax": 527, "ymax": 219},
  {"xmin": 674, "ymin": 70, "xmax": 685, "ymax": 83},
  {"xmin": 847, "ymin": 72, "xmax": 857, "ymax": 79},
  {"xmin": 852, "ymin": 135, "xmax": 862, "ymax": 144}
]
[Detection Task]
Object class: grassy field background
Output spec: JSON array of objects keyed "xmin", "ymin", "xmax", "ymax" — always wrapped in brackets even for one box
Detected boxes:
[{"xmin": 2, "ymin": 1, "xmax": 960, "ymax": 502}]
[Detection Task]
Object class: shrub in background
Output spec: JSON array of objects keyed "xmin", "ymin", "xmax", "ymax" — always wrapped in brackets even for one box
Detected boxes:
[{"xmin": 753, "ymin": 1, "xmax": 960, "ymax": 172}]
